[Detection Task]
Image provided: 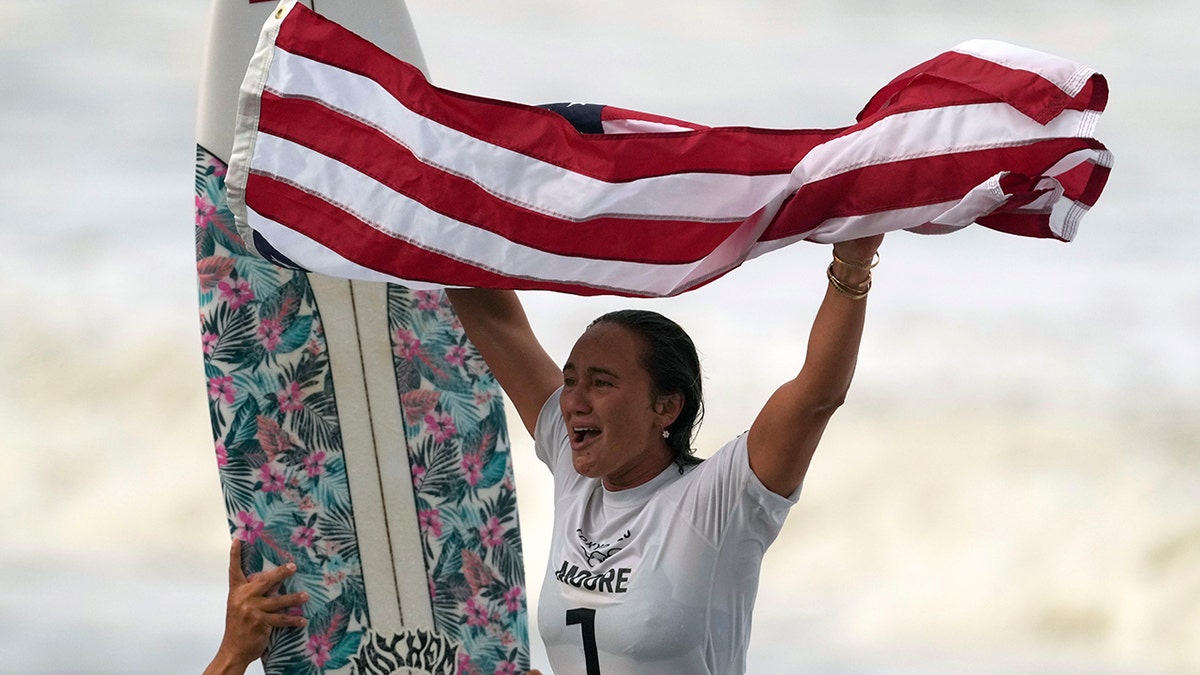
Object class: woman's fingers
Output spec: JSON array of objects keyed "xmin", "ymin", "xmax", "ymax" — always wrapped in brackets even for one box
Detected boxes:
[
  {"xmin": 262, "ymin": 608, "xmax": 309, "ymax": 629},
  {"xmin": 229, "ymin": 539, "xmax": 298, "ymax": 594},
  {"xmin": 228, "ymin": 538, "xmax": 248, "ymax": 586},
  {"xmin": 259, "ymin": 590, "xmax": 310, "ymax": 614},
  {"xmin": 246, "ymin": 561, "xmax": 298, "ymax": 594}
]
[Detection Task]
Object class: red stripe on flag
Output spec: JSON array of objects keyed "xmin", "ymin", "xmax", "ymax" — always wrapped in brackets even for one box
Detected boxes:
[
  {"xmin": 1059, "ymin": 160, "xmax": 1110, "ymax": 208},
  {"xmin": 977, "ymin": 212, "xmax": 1056, "ymax": 239}
]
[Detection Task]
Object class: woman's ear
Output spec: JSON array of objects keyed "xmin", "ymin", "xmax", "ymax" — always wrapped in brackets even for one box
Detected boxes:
[{"xmin": 654, "ymin": 392, "xmax": 684, "ymax": 428}]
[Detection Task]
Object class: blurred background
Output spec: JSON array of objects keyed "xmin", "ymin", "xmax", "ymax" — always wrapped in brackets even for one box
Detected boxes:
[{"xmin": 0, "ymin": 0, "xmax": 1196, "ymax": 672}]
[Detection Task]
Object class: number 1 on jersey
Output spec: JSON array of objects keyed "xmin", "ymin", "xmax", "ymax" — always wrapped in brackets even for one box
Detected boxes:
[{"xmin": 565, "ymin": 608, "xmax": 601, "ymax": 675}]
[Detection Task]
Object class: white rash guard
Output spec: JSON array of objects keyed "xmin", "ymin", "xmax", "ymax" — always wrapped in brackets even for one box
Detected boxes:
[{"xmin": 534, "ymin": 388, "xmax": 799, "ymax": 675}]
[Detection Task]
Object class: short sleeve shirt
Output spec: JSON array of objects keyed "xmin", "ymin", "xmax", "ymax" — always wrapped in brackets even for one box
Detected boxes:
[{"xmin": 533, "ymin": 388, "xmax": 799, "ymax": 675}]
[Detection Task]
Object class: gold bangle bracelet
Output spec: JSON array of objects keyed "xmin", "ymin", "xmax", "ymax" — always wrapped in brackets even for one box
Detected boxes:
[
  {"xmin": 832, "ymin": 251, "xmax": 880, "ymax": 270},
  {"xmin": 827, "ymin": 262, "xmax": 871, "ymax": 300}
]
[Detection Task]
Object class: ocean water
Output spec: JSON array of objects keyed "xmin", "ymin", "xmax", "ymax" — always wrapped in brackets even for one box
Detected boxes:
[{"xmin": 0, "ymin": 0, "xmax": 1197, "ymax": 673}]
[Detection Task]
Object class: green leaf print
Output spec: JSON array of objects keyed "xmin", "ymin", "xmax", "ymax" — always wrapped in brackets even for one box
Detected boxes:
[{"xmin": 276, "ymin": 314, "xmax": 314, "ymax": 355}]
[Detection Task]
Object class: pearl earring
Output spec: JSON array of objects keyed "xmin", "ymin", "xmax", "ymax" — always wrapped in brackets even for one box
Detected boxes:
[{"xmin": 662, "ymin": 429, "xmax": 670, "ymax": 439}]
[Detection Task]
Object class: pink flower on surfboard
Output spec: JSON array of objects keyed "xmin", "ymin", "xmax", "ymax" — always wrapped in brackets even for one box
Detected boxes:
[
  {"xmin": 479, "ymin": 516, "xmax": 505, "ymax": 548},
  {"xmin": 259, "ymin": 463, "xmax": 286, "ymax": 493},
  {"xmin": 425, "ymin": 410, "xmax": 456, "ymax": 443},
  {"xmin": 201, "ymin": 331, "xmax": 219, "ymax": 356},
  {"xmin": 258, "ymin": 317, "xmax": 284, "ymax": 352},
  {"xmin": 305, "ymin": 634, "xmax": 332, "ymax": 668},
  {"xmin": 206, "ymin": 155, "xmax": 227, "ymax": 178},
  {"xmin": 234, "ymin": 511, "xmax": 264, "ymax": 544},
  {"xmin": 291, "ymin": 525, "xmax": 316, "ymax": 549},
  {"xmin": 195, "ymin": 195, "xmax": 217, "ymax": 230},
  {"xmin": 464, "ymin": 596, "xmax": 490, "ymax": 627},
  {"xmin": 218, "ymin": 278, "xmax": 254, "ymax": 310},
  {"xmin": 302, "ymin": 451, "xmax": 326, "ymax": 478},
  {"xmin": 277, "ymin": 381, "xmax": 305, "ymax": 413},
  {"xmin": 444, "ymin": 344, "xmax": 467, "ymax": 367},
  {"xmin": 392, "ymin": 327, "xmax": 421, "ymax": 360},
  {"xmin": 418, "ymin": 509, "xmax": 443, "ymax": 538},
  {"xmin": 461, "ymin": 452, "xmax": 483, "ymax": 486},
  {"xmin": 208, "ymin": 376, "xmax": 236, "ymax": 405},
  {"xmin": 415, "ymin": 290, "xmax": 441, "ymax": 312},
  {"xmin": 503, "ymin": 586, "xmax": 523, "ymax": 614}
]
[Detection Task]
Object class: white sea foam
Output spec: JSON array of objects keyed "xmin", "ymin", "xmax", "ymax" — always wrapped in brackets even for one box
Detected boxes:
[{"xmin": 1, "ymin": 0, "xmax": 1197, "ymax": 672}]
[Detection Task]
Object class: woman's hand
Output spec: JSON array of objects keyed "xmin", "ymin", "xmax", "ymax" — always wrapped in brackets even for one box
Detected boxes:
[
  {"xmin": 832, "ymin": 233, "xmax": 884, "ymax": 265},
  {"xmin": 203, "ymin": 539, "xmax": 309, "ymax": 675},
  {"xmin": 830, "ymin": 233, "xmax": 884, "ymax": 286}
]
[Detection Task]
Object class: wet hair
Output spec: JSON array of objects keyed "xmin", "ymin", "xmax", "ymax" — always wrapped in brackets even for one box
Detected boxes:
[{"xmin": 588, "ymin": 309, "xmax": 704, "ymax": 468}]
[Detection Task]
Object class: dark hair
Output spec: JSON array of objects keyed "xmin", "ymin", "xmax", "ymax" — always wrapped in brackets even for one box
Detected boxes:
[{"xmin": 589, "ymin": 309, "xmax": 704, "ymax": 467}]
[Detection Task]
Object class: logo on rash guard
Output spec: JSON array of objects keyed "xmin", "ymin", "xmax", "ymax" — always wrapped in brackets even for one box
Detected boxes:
[
  {"xmin": 555, "ymin": 560, "xmax": 632, "ymax": 593},
  {"xmin": 554, "ymin": 528, "xmax": 634, "ymax": 592},
  {"xmin": 576, "ymin": 528, "xmax": 631, "ymax": 567}
]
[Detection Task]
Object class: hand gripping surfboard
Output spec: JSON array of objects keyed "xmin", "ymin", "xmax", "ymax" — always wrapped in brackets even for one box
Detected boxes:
[{"xmin": 195, "ymin": 2, "xmax": 529, "ymax": 672}]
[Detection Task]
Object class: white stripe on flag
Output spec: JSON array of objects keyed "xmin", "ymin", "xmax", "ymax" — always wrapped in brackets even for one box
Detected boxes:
[{"xmin": 791, "ymin": 102, "xmax": 1096, "ymax": 187}]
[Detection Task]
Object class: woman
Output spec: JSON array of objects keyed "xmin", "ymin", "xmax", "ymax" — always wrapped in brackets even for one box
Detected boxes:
[{"xmin": 445, "ymin": 233, "xmax": 883, "ymax": 675}]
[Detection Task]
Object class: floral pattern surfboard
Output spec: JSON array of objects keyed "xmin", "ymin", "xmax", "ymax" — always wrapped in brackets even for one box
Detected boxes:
[{"xmin": 195, "ymin": 145, "xmax": 529, "ymax": 674}]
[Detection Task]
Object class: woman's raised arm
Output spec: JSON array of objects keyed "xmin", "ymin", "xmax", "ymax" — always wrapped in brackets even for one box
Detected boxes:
[
  {"xmin": 446, "ymin": 288, "xmax": 562, "ymax": 436},
  {"xmin": 746, "ymin": 234, "xmax": 884, "ymax": 497}
]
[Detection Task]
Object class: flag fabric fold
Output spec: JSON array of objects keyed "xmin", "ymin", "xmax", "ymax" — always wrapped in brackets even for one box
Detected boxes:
[{"xmin": 226, "ymin": 0, "xmax": 1112, "ymax": 298}]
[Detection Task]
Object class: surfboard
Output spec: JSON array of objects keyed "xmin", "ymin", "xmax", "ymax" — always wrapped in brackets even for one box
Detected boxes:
[{"xmin": 195, "ymin": 2, "xmax": 529, "ymax": 673}]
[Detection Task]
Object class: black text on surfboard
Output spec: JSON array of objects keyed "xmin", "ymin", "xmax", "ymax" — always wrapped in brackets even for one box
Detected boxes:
[{"xmin": 353, "ymin": 629, "xmax": 460, "ymax": 675}]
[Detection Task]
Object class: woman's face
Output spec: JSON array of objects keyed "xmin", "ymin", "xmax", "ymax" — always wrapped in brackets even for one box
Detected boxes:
[{"xmin": 560, "ymin": 322, "xmax": 678, "ymax": 490}]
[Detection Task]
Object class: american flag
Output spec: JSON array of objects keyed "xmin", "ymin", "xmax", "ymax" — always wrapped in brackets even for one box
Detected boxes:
[{"xmin": 226, "ymin": 2, "xmax": 1112, "ymax": 298}]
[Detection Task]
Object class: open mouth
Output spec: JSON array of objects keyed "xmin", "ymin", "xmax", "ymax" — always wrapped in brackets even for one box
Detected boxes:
[{"xmin": 571, "ymin": 427, "xmax": 601, "ymax": 446}]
